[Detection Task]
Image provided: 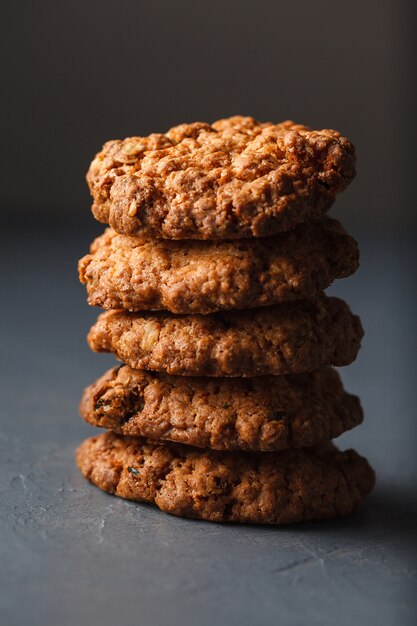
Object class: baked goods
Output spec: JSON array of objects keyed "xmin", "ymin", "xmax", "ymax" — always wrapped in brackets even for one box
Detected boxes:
[
  {"xmin": 87, "ymin": 296, "xmax": 363, "ymax": 377},
  {"xmin": 76, "ymin": 115, "xmax": 373, "ymax": 525},
  {"xmin": 87, "ymin": 116, "xmax": 355, "ymax": 240},
  {"xmin": 80, "ymin": 365, "xmax": 363, "ymax": 451},
  {"xmin": 79, "ymin": 217, "xmax": 359, "ymax": 314},
  {"xmin": 76, "ymin": 432, "xmax": 375, "ymax": 524}
]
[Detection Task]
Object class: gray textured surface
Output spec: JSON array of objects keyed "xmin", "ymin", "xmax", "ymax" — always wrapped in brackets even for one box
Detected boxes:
[{"xmin": 0, "ymin": 221, "xmax": 416, "ymax": 626}]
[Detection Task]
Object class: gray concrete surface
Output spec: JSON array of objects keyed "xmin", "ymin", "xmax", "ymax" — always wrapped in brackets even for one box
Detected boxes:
[{"xmin": 0, "ymin": 221, "xmax": 416, "ymax": 626}]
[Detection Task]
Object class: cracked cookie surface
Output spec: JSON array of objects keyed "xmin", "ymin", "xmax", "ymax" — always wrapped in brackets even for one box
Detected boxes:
[
  {"xmin": 87, "ymin": 295, "xmax": 363, "ymax": 377},
  {"xmin": 76, "ymin": 432, "xmax": 375, "ymax": 524},
  {"xmin": 79, "ymin": 217, "xmax": 359, "ymax": 314},
  {"xmin": 87, "ymin": 116, "xmax": 355, "ymax": 240},
  {"xmin": 80, "ymin": 366, "xmax": 363, "ymax": 451}
]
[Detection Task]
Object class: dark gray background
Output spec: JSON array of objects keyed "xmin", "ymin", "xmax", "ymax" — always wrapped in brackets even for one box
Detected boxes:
[
  {"xmin": 1, "ymin": 0, "xmax": 416, "ymax": 230},
  {"xmin": 1, "ymin": 2, "xmax": 416, "ymax": 625}
]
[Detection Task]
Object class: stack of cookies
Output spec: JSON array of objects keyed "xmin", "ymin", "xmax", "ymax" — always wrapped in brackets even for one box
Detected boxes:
[{"xmin": 76, "ymin": 116, "xmax": 375, "ymax": 525}]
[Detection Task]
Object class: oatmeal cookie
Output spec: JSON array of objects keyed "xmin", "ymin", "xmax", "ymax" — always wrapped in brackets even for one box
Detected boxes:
[
  {"xmin": 87, "ymin": 296, "xmax": 363, "ymax": 377},
  {"xmin": 80, "ymin": 366, "xmax": 363, "ymax": 451},
  {"xmin": 87, "ymin": 116, "xmax": 355, "ymax": 240},
  {"xmin": 79, "ymin": 217, "xmax": 359, "ymax": 314},
  {"xmin": 76, "ymin": 432, "xmax": 375, "ymax": 524}
]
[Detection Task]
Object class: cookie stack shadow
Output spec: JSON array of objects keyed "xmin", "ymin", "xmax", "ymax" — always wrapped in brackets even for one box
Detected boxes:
[{"xmin": 76, "ymin": 116, "xmax": 375, "ymax": 524}]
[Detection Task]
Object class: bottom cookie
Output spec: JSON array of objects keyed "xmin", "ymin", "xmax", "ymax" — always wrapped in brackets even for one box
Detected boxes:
[{"xmin": 76, "ymin": 432, "xmax": 375, "ymax": 524}]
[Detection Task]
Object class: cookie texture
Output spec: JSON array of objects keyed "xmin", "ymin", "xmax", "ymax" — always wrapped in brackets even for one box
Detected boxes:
[
  {"xmin": 80, "ymin": 366, "xmax": 363, "ymax": 451},
  {"xmin": 79, "ymin": 217, "xmax": 359, "ymax": 314},
  {"xmin": 87, "ymin": 116, "xmax": 355, "ymax": 240},
  {"xmin": 76, "ymin": 432, "xmax": 375, "ymax": 524},
  {"xmin": 87, "ymin": 296, "xmax": 363, "ymax": 377}
]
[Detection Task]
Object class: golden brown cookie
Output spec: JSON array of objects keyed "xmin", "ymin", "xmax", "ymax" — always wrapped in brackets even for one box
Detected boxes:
[
  {"xmin": 87, "ymin": 116, "xmax": 355, "ymax": 240},
  {"xmin": 87, "ymin": 296, "xmax": 363, "ymax": 377},
  {"xmin": 80, "ymin": 366, "xmax": 363, "ymax": 451},
  {"xmin": 76, "ymin": 432, "xmax": 375, "ymax": 524},
  {"xmin": 78, "ymin": 217, "xmax": 359, "ymax": 314}
]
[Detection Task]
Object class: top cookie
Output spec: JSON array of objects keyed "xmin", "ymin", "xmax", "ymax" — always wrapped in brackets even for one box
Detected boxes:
[{"xmin": 87, "ymin": 116, "xmax": 355, "ymax": 240}]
